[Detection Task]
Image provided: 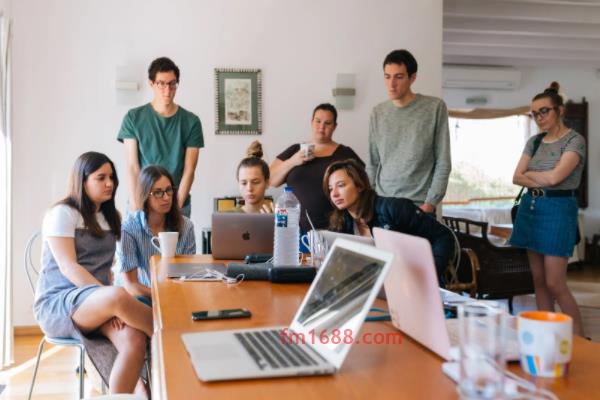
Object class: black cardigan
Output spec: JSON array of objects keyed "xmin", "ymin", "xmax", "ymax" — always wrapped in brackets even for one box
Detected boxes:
[{"xmin": 338, "ymin": 195, "xmax": 454, "ymax": 283}]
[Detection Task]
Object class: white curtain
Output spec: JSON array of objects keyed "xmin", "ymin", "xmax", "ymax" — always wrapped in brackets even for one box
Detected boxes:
[{"xmin": 0, "ymin": 14, "xmax": 13, "ymax": 370}]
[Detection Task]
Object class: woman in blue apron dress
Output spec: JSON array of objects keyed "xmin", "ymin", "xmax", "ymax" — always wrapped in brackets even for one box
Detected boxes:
[
  {"xmin": 34, "ymin": 152, "xmax": 153, "ymax": 395},
  {"xmin": 510, "ymin": 82, "xmax": 586, "ymax": 336}
]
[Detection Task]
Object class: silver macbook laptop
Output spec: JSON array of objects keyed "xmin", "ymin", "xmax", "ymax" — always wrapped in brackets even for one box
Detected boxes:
[
  {"xmin": 373, "ymin": 228, "xmax": 519, "ymax": 361},
  {"xmin": 211, "ymin": 213, "xmax": 274, "ymax": 260},
  {"xmin": 180, "ymin": 239, "xmax": 394, "ymax": 381}
]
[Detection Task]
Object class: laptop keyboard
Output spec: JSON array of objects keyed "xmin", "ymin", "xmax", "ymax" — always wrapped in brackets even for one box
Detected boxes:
[{"xmin": 234, "ymin": 329, "xmax": 326, "ymax": 370}]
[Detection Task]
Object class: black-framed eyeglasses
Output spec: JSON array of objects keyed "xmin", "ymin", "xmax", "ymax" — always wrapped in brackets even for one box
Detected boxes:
[
  {"xmin": 529, "ymin": 107, "xmax": 556, "ymax": 120},
  {"xmin": 149, "ymin": 187, "xmax": 176, "ymax": 199},
  {"xmin": 154, "ymin": 80, "xmax": 179, "ymax": 90}
]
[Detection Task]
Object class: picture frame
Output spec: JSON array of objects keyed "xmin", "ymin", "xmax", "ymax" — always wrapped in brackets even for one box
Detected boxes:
[{"xmin": 214, "ymin": 68, "xmax": 262, "ymax": 135}]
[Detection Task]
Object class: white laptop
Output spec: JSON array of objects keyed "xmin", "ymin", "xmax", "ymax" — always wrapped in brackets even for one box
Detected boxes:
[
  {"xmin": 211, "ymin": 212, "xmax": 274, "ymax": 260},
  {"xmin": 372, "ymin": 228, "xmax": 519, "ymax": 361},
  {"xmin": 180, "ymin": 239, "xmax": 394, "ymax": 381}
]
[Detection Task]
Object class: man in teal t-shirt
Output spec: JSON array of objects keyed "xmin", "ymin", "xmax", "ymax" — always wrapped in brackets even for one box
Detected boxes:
[{"xmin": 117, "ymin": 57, "xmax": 204, "ymax": 217}]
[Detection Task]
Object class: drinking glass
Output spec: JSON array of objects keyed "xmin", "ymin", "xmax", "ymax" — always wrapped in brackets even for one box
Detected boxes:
[{"xmin": 458, "ymin": 302, "xmax": 506, "ymax": 399}]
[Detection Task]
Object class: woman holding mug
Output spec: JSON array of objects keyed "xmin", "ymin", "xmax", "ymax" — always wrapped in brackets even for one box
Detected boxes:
[
  {"xmin": 34, "ymin": 152, "xmax": 151, "ymax": 394},
  {"xmin": 510, "ymin": 82, "xmax": 585, "ymax": 335},
  {"xmin": 232, "ymin": 141, "xmax": 274, "ymax": 213},
  {"xmin": 270, "ymin": 103, "xmax": 363, "ymax": 232},
  {"xmin": 115, "ymin": 165, "xmax": 196, "ymax": 304},
  {"xmin": 323, "ymin": 159, "xmax": 454, "ymax": 283}
]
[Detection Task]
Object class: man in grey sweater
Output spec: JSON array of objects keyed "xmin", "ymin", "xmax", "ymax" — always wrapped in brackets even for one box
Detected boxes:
[{"xmin": 367, "ymin": 49, "xmax": 451, "ymax": 213}]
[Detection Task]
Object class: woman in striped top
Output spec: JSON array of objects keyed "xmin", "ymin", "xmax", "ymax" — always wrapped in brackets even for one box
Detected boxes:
[
  {"xmin": 510, "ymin": 82, "xmax": 585, "ymax": 335},
  {"xmin": 115, "ymin": 165, "xmax": 196, "ymax": 304}
]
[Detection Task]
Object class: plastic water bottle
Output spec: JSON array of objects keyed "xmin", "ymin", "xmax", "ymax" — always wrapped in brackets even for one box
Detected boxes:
[{"xmin": 273, "ymin": 186, "xmax": 301, "ymax": 266}]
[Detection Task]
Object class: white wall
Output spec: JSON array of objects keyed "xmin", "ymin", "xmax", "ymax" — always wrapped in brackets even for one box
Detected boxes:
[
  {"xmin": 11, "ymin": 0, "xmax": 443, "ymax": 326},
  {"xmin": 443, "ymin": 67, "xmax": 600, "ymax": 237}
]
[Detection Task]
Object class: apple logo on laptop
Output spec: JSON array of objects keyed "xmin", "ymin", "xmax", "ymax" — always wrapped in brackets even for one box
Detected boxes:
[{"xmin": 242, "ymin": 231, "xmax": 251, "ymax": 240}]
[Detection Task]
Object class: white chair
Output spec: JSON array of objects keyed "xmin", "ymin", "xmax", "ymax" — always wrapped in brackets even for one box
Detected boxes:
[{"xmin": 25, "ymin": 231, "xmax": 87, "ymax": 400}]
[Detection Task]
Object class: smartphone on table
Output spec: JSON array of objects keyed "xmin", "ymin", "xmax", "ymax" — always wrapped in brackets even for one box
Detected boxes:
[{"xmin": 191, "ymin": 308, "xmax": 251, "ymax": 321}]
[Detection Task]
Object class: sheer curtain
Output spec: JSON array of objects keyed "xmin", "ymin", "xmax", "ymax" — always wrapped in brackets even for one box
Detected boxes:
[{"xmin": 0, "ymin": 14, "xmax": 13, "ymax": 369}]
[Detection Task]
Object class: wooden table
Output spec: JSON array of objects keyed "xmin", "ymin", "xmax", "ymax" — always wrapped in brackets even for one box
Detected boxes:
[
  {"xmin": 490, "ymin": 223, "xmax": 513, "ymax": 240},
  {"xmin": 150, "ymin": 255, "xmax": 600, "ymax": 399}
]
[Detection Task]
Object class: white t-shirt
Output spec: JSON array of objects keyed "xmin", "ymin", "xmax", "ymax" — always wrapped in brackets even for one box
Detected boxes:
[{"xmin": 42, "ymin": 204, "xmax": 110, "ymax": 238}]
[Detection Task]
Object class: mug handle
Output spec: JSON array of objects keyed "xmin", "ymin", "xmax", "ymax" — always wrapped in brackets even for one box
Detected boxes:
[
  {"xmin": 300, "ymin": 234, "xmax": 310, "ymax": 251},
  {"xmin": 151, "ymin": 236, "xmax": 161, "ymax": 253}
]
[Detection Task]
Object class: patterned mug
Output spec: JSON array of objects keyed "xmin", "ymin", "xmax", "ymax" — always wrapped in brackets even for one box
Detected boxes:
[{"xmin": 518, "ymin": 311, "xmax": 572, "ymax": 378}]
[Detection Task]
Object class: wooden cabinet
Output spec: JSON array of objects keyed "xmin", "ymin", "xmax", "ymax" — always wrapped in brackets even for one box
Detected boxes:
[{"xmin": 564, "ymin": 99, "xmax": 588, "ymax": 208}]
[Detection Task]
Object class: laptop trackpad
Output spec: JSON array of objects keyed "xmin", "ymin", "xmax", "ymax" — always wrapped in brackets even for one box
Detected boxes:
[{"xmin": 189, "ymin": 343, "xmax": 241, "ymax": 361}]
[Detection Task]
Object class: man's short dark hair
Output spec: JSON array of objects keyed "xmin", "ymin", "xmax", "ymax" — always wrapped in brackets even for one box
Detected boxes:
[
  {"xmin": 383, "ymin": 50, "xmax": 418, "ymax": 76},
  {"xmin": 148, "ymin": 57, "xmax": 180, "ymax": 82}
]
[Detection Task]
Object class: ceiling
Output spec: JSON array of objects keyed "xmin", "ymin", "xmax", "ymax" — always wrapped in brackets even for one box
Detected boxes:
[{"xmin": 443, "ymin": 0, "xmax": 600, "ymax": 68}]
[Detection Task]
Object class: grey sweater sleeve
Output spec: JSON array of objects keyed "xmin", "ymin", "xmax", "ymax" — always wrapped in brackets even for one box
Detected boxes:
[
  {"xmin": 425, "ymin": 101, "xmax": 451, "ymax": 206},
  {"xmin": 366, "ymin": 111, "xmax": 379, "ymax": 187}
]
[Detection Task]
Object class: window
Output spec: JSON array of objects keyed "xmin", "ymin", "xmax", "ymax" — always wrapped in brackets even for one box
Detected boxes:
[{"xmin": 444, "ymin": 115, "xmax": 534, "ymax": 207}]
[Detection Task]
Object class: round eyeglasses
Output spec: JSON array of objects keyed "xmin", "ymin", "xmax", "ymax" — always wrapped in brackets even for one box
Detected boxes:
[{"xmin": 529, "ymin": 106, "xmax": 556, "ymax": 120}]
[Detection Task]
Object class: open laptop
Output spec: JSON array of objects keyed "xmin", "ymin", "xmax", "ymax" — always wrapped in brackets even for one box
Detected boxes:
[
  {"xmin": 319, "ymin": 230, "xmax": 374, "ymax": 247},
  {"xmin": 211, "ymin": 213, "xmax": 274, "ymax": 260},
  {"xmin": 373, "ymin": 228, "xmax": 519, "ymax": 361},
  {"xmin": 180, "ymin": 239, "xmax": 394, "ymax": 381}
]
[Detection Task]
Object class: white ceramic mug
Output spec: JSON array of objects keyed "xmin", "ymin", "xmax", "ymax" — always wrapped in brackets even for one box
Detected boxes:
[
  {"xmin": 300, "ymin": 143, "xmax": 315, "ymax": 160},
  {"xmin": 151, "ymin": 231, "xmax": 179, "ymax": 258},
  {"xmin": 518, "ymin": 311, "xmax": 573, "ymax": 378}
]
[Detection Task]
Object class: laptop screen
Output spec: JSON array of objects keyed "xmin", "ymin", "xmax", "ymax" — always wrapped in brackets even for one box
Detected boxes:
[{"xmin": 291, "ymin": 242, "xmax": 388, "ymax": 364}]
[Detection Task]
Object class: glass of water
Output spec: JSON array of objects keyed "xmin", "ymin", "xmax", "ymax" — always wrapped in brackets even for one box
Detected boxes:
[
  {"xmin": 310, "ymin": 231, "xmax": 328, "ymax": 268},
  {"xmin": 458, "ymin": 302, "xmax": 507, "ymax": 399}
]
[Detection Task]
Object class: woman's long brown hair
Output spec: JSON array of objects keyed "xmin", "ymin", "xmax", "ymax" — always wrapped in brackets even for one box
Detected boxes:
[
  {"xmin": 322, "ymin": 159, "xmax": 376, "ymax": 231},
  {"xmin": 137, "ymin": 165, "xmax": 183, "ymax": 233}
]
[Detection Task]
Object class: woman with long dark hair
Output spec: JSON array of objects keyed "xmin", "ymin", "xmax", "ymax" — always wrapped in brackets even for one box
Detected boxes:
[
  {"xmin": 323, "ymin": 159, "xmax": 454, "ymax": 283},
  {"xmin": 34, "ymin": 152, "xmax": 152, "ymax": 395},
  {"xmin": 510, "ymin": 82, "xmax": 585, "ymax": 335},
  {"xmin": 116, "ymin": 165, "xmax": 196, "ymax": 302}
]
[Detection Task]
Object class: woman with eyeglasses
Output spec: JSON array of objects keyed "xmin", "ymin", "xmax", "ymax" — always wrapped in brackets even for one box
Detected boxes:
[
  {"xmin": 34, "ymin": 152, "xmax": 152, "ymax": 395},
  {"xmin": 510, "ymin": 81, "xmax": 586, "ymax": 335},
  {"xmin": 115, "ymin": 165, "xmax": 196, "ymax": 304},
  {"xmin": 233, "ymin": 141, "xmax": 274, "ymax": 213}
]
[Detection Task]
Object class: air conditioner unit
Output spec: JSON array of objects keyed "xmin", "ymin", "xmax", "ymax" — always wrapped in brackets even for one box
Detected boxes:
[{"xmin": 442, "ymin": 66, "xmax": 521, "ymax": 90}]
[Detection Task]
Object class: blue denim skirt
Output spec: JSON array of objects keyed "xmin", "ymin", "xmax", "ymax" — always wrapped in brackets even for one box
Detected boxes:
[{"xmin": 509, "ymin": 192, "xmax": 578, "ymax": 257}]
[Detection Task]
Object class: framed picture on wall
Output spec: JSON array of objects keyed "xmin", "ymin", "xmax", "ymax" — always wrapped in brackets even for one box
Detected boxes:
[{"xmin": 214, "ymin": 68, "xmax": 262, "ymax": 135}]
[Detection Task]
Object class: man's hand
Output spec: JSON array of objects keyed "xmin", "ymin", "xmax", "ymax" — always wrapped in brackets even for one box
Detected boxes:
[{"xmin": 419, "ymin": 203, "xmax": 435, "ymax": 214}]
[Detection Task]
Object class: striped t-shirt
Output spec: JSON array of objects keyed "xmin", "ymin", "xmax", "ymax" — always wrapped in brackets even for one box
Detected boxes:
[
  {"xmin": 114, "ymin": 210, "xmax": 196, "ymax": 287},
  {"xmin": 524, "ymin": 130, "xmax": 586, "ymax": 190}
]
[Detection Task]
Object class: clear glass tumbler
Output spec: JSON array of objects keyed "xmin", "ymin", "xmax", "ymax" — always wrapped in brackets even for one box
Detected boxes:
[{"xmin": 458, "ymin": 302, "xmax": 507, "ymax": 399}]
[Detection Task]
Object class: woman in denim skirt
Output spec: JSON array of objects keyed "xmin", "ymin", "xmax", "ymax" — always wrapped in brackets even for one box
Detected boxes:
[{"xmin": 510, "ymin": 82, "xmax": 586, "ymax": 335}]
